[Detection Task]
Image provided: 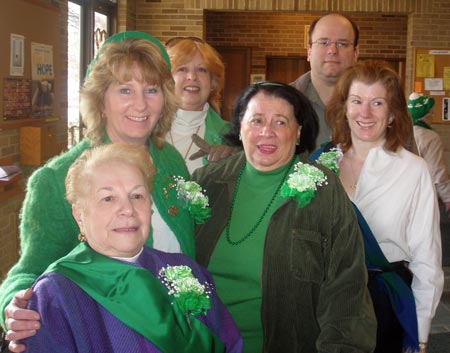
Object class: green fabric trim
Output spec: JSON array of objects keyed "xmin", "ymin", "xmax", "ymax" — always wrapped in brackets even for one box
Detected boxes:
[
  {"xmin": 204, "ymin": 108, "xmax": 230, "ymax": 146},
  {"xmin": 46, "ymin": 243, "xmax": 224, "ymax": 353},
  {"xmin": 202, "ymin": 108, "xmax": 232, "ymax": 165},
  {"xmin": 149, "ymin": 141, "xmax": 196, "ymax": 258}
]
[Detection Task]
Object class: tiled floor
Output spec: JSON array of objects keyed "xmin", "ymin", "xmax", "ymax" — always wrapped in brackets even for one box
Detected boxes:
[{"xmin": 430, "ymin": 266, "xmax": 450, "ymax": 334}]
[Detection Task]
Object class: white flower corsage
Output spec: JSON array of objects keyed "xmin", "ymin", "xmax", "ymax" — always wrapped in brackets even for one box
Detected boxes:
[
  {"xmin": 316, "ymin": 147, "xmax": 343, "ymax": 175},
  {"xmin": 280, "ymin": 162, "xmax": 328, "ymax": 208},
  {"xmin": 174, "ymin": 176, "xmax": 211, "ymax": 224},
  {"xmin": 159, "ymin": 265, "xmax": 211, "ymax": 327}
]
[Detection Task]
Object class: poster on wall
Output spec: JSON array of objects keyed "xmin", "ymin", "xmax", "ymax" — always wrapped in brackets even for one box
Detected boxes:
[
  {"xmin": 10, "ymin": 34, "xmax": 24, "ymax": 76},
  {"xmin": 3, "ymin": 78, "xmax": 31, "ymax": 120},
  {"xmin": 31, "ymin": 42, "xmax": 55, "ymax": 118},
  {"xmin": 415, "ymin": 54, "xmax": 435, "ymax": 78}
]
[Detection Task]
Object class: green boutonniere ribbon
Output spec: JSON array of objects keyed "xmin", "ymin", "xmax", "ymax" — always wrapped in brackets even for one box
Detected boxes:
[
  {"xmin": 316, "ymin": 147, "xmax": 343, "ymax": 175},
  {"xmin": 159, "ymin": 265, "xmax": 212, "ymax": 328},
  {"xmin": 281, "ymin": 162, "xmax": 328, "ymax": 208},
  {"xmin": 174, "ymin": 177, "xmax": 211, "ymax": 224}
]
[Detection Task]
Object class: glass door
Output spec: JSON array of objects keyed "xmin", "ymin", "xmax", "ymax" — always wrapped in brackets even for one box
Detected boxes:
[{"xmin": 67, "ymin": 0, "xmax": 116, "ymax": 148}]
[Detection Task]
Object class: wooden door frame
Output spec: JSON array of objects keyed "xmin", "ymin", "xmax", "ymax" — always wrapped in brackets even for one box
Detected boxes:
[{"xmin": 214, "ymin": 46, "xmax": 252, "ymax": 121}]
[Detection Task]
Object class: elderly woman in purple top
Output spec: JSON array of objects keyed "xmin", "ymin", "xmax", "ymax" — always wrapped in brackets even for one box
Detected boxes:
[{"xmin": 23, "ymin": 144, "xmax": 242, "ymax": 353}]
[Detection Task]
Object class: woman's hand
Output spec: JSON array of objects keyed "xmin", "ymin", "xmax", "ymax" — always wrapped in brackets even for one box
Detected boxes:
[
  {"xmin": 4, "ymin": 288, "xmax": 40, "ymax": 352},
  {"xmin": 189, "ymin": 134, "xmax": 239, "ymax": 162}
]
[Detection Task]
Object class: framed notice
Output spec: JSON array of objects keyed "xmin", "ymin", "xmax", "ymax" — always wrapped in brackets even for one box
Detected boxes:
[
  {"xmin": 3, "ymin": 78, "xmax": 31, "ymax": 120},
  {"xmin": 10, "ymin": 34, "xmax": 24, "ymax": 76}
]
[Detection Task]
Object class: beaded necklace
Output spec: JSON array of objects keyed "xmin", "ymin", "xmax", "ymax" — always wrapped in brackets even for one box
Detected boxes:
[{"xmin": 225, "ymin": 157, "xmax": 296, "ymax": 245}]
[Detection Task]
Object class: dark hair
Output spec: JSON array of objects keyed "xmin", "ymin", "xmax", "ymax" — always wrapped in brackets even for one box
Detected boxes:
[
  {"xmin": 326, "ymin": 60, "xmax": 412, "ymax": 153},
  {"xmin": 309, "ymin": 13, "xmax": 359, "ymax": 47},
  {"xmin": 225, "ymin": 82, "xmax": 319, "ymax": 154}
]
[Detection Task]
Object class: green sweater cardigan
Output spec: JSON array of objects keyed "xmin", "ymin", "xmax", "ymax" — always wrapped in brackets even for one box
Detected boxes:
[{"xmin": 0, "ymin": 138, "xmax": 195, "ymax": 328}]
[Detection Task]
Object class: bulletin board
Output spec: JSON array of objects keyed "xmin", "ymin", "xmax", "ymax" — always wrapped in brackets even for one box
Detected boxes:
[
  {"xmin": 412, "ymin": 48, "xmax": 450, "ymax": 124},
  {"xmin": 0, "ymin": 0, "xmax": 60, "ymax": 129}
]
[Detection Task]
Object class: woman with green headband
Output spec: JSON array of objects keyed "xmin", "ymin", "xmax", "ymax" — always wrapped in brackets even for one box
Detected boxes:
[{"xmin": 1, "ymin": 32, "xmax": 197, "ymax": 352}]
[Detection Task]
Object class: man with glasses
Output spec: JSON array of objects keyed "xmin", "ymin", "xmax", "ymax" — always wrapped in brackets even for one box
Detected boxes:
[{"xmin": 291, "ymin": 13, "xmax": 359, "ymax": 145}]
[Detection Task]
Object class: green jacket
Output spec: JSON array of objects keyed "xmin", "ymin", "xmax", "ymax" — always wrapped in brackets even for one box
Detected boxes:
[
  {"xmin": 193, "ymin": 152, "xmax": 376, "ymax": 353},
  {"xmin": 204, "ymin": 107, "xmax": 230, "ymax": 146},
  {"xmin": 0, "ymin": 138, "xmax": 195, "ymax": 328},
  {"xmin": 201, "ymin": 107, "xmax": 232, "ymax": 165}
]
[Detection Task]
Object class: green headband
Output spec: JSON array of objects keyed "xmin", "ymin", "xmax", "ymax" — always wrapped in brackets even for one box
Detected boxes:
[{"xmin": 86, "ymin": 31, "xmax": 171, "ymax": 77}]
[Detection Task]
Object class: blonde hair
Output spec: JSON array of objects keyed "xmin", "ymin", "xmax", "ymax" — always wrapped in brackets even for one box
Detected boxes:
[
  {"xmin": 80, "ymin": 38, "xmax": 177, "ymax": 148},
  {"xmin": 65, "ymin": 144, "xmax": 155, "ymax": 206},
  {"xmin": 167, "ymin": 39, "xmax": 225, "ymax": 112}
]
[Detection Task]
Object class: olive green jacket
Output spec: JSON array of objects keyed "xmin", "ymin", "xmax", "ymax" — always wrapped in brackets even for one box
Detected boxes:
[{"xmin": 193, "ymin": 152, "xmax": 376, "ymax": 353}]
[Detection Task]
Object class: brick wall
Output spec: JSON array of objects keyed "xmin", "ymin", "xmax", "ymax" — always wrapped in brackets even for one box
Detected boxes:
[
  {"xmin": 204, "ymin": 12, "xmax": 407, "ymax": 74},
  {"xmin": 118, "ymin": 0, "xmax": 136, "ymax": 32},
  {"xmin": 126, "ymin": 0, "xmax": 450, "ymax": 161},
  {"xmin": 0, "ymin": 129, "xmax": 21, "ymax": 279},
  {"xmin": 0, "ymin": 195, "xmax": 22, "ymax": 279}
]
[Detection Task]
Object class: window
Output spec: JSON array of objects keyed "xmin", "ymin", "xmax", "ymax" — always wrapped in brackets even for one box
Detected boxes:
[{"xmin": 67, "ymin": 0, "xmax": 116, "ymax": 148}]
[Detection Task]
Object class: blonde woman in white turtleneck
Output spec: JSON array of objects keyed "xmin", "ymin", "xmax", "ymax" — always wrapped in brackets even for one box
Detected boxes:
[{"xmin": 166, "ymin": 37, "xmax": 238, "ymax": 173}]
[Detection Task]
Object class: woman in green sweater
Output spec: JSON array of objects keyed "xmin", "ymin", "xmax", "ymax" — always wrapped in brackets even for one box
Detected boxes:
[{"xmin": 1, "ymin": 32, "xmax": 196, "ymax": 352}]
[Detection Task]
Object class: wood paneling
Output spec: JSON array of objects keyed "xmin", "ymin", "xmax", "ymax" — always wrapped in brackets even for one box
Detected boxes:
[
  {"xmin": 266, "ymin": 56, "xmax": 310, "ymax": 84},
  {"xmin": 214, "ymin": 46, "xmax": 252, "ymax": 121}
]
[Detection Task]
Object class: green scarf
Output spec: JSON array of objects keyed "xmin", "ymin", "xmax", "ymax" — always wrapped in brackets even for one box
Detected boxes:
[{"xmin": 45, "ymin": 243, "xmax": 224, "ymax": 353}]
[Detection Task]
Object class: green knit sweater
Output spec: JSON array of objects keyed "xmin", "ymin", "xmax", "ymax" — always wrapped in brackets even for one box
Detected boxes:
[{"xmin": 0, "ymin": 138, "xmax": 195, "ymax": 328}]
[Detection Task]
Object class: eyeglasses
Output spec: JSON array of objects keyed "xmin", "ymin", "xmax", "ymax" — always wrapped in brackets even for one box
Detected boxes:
[
  {"xmin": 310, "ymin": 39, "xmax": 354, "ymax": 49},
  {"xmin": 165, "ymin": 36, "xmax": 204, "ymax": 48}
]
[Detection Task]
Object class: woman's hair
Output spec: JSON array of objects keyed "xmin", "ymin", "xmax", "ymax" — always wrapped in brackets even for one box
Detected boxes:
[
  {"xmin": 166, "ymin": 38, "xmax": 225, "ymax": 112},
  {"xmin": 326, "ymin": 60, "xmax": 412, "ymax": 153},
  {"xmin": 65, "ymin": 144, "xmax": 155, "ymax": 206},
  {"xmin": 225, "ymin": 82, "xmax": 319, "ymax": 154},
  {"xmin": 80, "ymin": 37, "xmax": 177, "ymax": 148}
]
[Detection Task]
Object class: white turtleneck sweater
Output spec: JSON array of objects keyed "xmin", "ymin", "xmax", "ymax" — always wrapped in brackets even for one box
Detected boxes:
[{"xmin": 167, "ymin": 104, "xmax": 208, "ymax": 173}]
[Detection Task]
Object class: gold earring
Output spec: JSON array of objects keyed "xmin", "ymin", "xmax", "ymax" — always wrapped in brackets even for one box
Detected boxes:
[{"xmin": 78, "ymin": 233, "xmax": 86, "ymax": 242}]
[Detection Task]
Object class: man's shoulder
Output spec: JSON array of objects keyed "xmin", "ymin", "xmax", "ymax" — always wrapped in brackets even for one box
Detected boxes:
[{"xmin": 290, "ymin": 71, "xmax": 312, "ymax": 93}]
